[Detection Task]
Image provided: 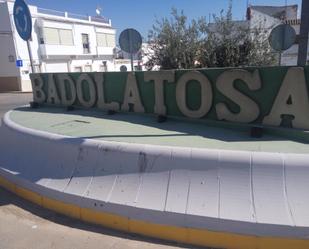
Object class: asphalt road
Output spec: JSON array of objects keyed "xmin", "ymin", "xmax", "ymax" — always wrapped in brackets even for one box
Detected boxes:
[
  {"xmin": 0, "ymin": 93, "xmax": 193, "ymax": 249},
  {"xmin": 0, "ymin": 92, "xmax": 32, "ymax": 124}
]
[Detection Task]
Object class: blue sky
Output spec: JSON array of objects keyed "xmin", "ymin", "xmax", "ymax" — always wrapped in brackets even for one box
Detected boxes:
[{"xmin": 27, "ymin": 0, "xmax": 302, "ymax": 40}]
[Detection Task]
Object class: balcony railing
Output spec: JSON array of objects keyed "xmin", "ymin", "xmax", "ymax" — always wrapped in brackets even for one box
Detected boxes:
[
  {"xmin": 67, "ymin": 12, "xmax": 88, "ymax": 21},
  {"xmin": 37, "ymin": 8, "xmax": 110, "ymax": 25},
  {"xmin": 90, "ymin": 16, "xmax": 109, "ymax": 24},
  {"xmin": 37, "ymin": 8, "xmax": 65, "ymax": 17}
]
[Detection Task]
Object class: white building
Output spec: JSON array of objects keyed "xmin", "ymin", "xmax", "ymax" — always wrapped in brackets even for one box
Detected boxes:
[
  {"xmin": 114, "ymin": 46, "xmax": 142, "ymax": 72},
  {"xmin": 208, "ymin": 4, "xmax": 307, "ymax": 66},
  {"xmin": 114, "ymin": 43, "xmax": 158, "ymax": 71},
  {"xmin": 247, "ymin": 5, "xmax": 309, "ymax": 66},
  {"xmin": 280, "ymin": 18, "xmax": 303, "ymax": 66},
  {"xmin": 0, "ymin": 0, "xmax": 116, "ymax": 92},
  {"xmin": 247, "ymin": 5, "xmax": 298, "ymax": 30}
]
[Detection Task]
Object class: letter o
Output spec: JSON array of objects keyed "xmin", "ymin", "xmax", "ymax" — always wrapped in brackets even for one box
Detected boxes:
[
  {"xmin": 76, "ymin": 74, "xmax": 96, "ymax": 108},
  {"xmin": 176, "ymin": 71, "xmax": 213, "ymax": 118}
]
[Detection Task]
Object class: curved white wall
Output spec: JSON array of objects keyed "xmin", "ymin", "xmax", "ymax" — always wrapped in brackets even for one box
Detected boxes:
[{"xmin": 0, "ymin": 111, "xmax": 309, "ymax": 239}]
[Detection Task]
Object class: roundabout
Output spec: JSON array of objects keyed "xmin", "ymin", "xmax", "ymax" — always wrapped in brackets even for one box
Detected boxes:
[{"xmin": 0, "ymin": 106, "xmax": 309, "ymax": 249}]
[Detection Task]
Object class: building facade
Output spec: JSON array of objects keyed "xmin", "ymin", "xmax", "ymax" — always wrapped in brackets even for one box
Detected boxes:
[
  {"xmin": 247, "ymin": 5, "xmax": 308, "ymax": 66},
  {"xmin": 0, "ymin": 0, "xmax": 116, "ymax": 92},
  {"xmin": 209, "ymin": 4, "xmax": 308, "ymax": 67}
]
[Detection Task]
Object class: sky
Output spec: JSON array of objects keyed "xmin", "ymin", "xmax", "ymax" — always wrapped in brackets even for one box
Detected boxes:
[{"xmin": 27, "ymin": 0, "xmax": 302, "ymax": 40}]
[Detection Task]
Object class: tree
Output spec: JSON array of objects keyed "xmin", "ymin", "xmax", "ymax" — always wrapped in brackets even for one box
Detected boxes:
[
  {"xmin": 146, "ymin": 6, "xmax": 276, "ymax": 70},
  {"xmin": 145, "ymin": 8, "xmax": 205, "ymax": 70},
  {"xmin": 198, "ymin": 7, "xmax": 276, "ymax": 67}
]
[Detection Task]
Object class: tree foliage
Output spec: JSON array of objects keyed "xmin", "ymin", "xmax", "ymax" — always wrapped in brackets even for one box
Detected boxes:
[
  {"xmin": 145, "ymin": 8, "xmax": 204, "ymax": 70},
  {"xmin": 146, "ymin": 7, "xmax": 276, "ymax": 70}
]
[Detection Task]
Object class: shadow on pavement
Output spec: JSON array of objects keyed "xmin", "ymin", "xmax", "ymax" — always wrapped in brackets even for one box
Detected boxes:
[{"xmin": 0, "ymin": 186, "xmax": 209, "ymax": 249}]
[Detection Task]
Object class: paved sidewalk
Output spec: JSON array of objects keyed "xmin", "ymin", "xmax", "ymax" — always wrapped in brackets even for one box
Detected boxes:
[
  {"xmin": 0, "ymin": 187, "xmax": 189, "ymax": 249},
  {"xmin": 0, "ymin": 93, "xmax": 32, "ymax": 125}
]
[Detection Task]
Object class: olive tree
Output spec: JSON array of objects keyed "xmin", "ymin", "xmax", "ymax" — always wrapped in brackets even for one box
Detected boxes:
[
  {"xmin": 145, "ymin": 8, "xmax": 205, "ymax": 70},
  {"xmin": 146, "ymin": 7, "xmax": 276, "ymax": 70},
  {"xmin": 198, "ymin": 7, "xmax": 276, "ymax": 67}
]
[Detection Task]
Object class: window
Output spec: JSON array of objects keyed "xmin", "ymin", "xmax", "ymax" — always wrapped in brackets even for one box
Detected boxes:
[
  {"xmin": 33, "ymin": 65, "xmax": 41, "ymax": 73},
  {"xmin": 37, "ymin": 27, "xmax": 45, "ymax": 44},
  {"xmin": 97, "ymin": 33, "xmax": 107, "ymax": 47},
  {"xmin": 8, "ymin": 55, "xmax": 14, "ymax": 62},
  {"xmin": 96, "ymin": 33, "xmax": 115, "ymax": 47},
  {"xmin": 106, "ymin": 34, "xmax": 115, "ymax": 47},
  {"xmin": 84, "ymin": 65, "xmax": 92, "ymax": 72},
  {"xmin": 134, "ymin": 65, "xmax": 142, "ymax": 71},
  {"xmin": 59, "ymin": 29, "xmax": 74, "ymax": 45},
  {"xmin": 100, "ymin": 61, "xmax": 107, "ymax": 72},
  {"xmin": 82, "ymin": 34, "xmax": 90, "ymax": 54},
  {"xmin": 44, "ymin": 27, "xmax": 60, "ymax": 45},
  {"xmin": 74, "ymin": 66, "xmax": 82, "ymax": 72},
  {"xmin": 43, "ymin": 27, "xmax": 73, "ymax": 45},
  {"xmin": 99, "ymin": 65, "xmax": 106, "ymax": 72}
]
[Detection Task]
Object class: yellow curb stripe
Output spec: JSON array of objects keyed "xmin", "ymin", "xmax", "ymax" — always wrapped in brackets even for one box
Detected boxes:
[
  {"xmin": 80, "ymin": 207, "xmax": 129, "ymax": 232},
  {"xmin": 42, "ymin": 197, "xmax": 81, "ymax": 220},
  {"xmin": 0, "ymin": 175, "xmax": 15, "ymax": 193},
  {"xmin": 0, "ymin": 176, "xmax": 309, "ymax": 249},
  {"xmin": 15, "ymin": 185, "xmax": 43, "ymax": 206},
  {"xmin": 129, "ymin": 219, "xmax": 188, "ymax": 244}
]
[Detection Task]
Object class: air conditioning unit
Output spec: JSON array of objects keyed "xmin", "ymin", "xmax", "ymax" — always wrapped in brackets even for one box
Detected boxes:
[{"xmin": 120, "ymin": 65, "xmax": 127, "ymax": 72}]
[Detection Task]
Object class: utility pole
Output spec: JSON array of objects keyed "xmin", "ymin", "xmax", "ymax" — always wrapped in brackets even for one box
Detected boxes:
[{"xmin": 297, "ymin": 0, "xmax": 309, "ymax": 66}]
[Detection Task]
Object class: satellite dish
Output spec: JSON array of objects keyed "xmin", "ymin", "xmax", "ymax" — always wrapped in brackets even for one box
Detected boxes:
[{"xmin": 96, "ymin": 6, "xmax": 102, "ymax": 16}]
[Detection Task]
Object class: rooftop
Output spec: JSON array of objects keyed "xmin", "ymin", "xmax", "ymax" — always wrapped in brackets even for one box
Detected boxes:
[
  {"xmin": 250, "ymin": 4, "xmax": 298, "ymax": 20},
  {"xmin": 37, "ymin": 7, "xmax": 110, "ymax": 25}
]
